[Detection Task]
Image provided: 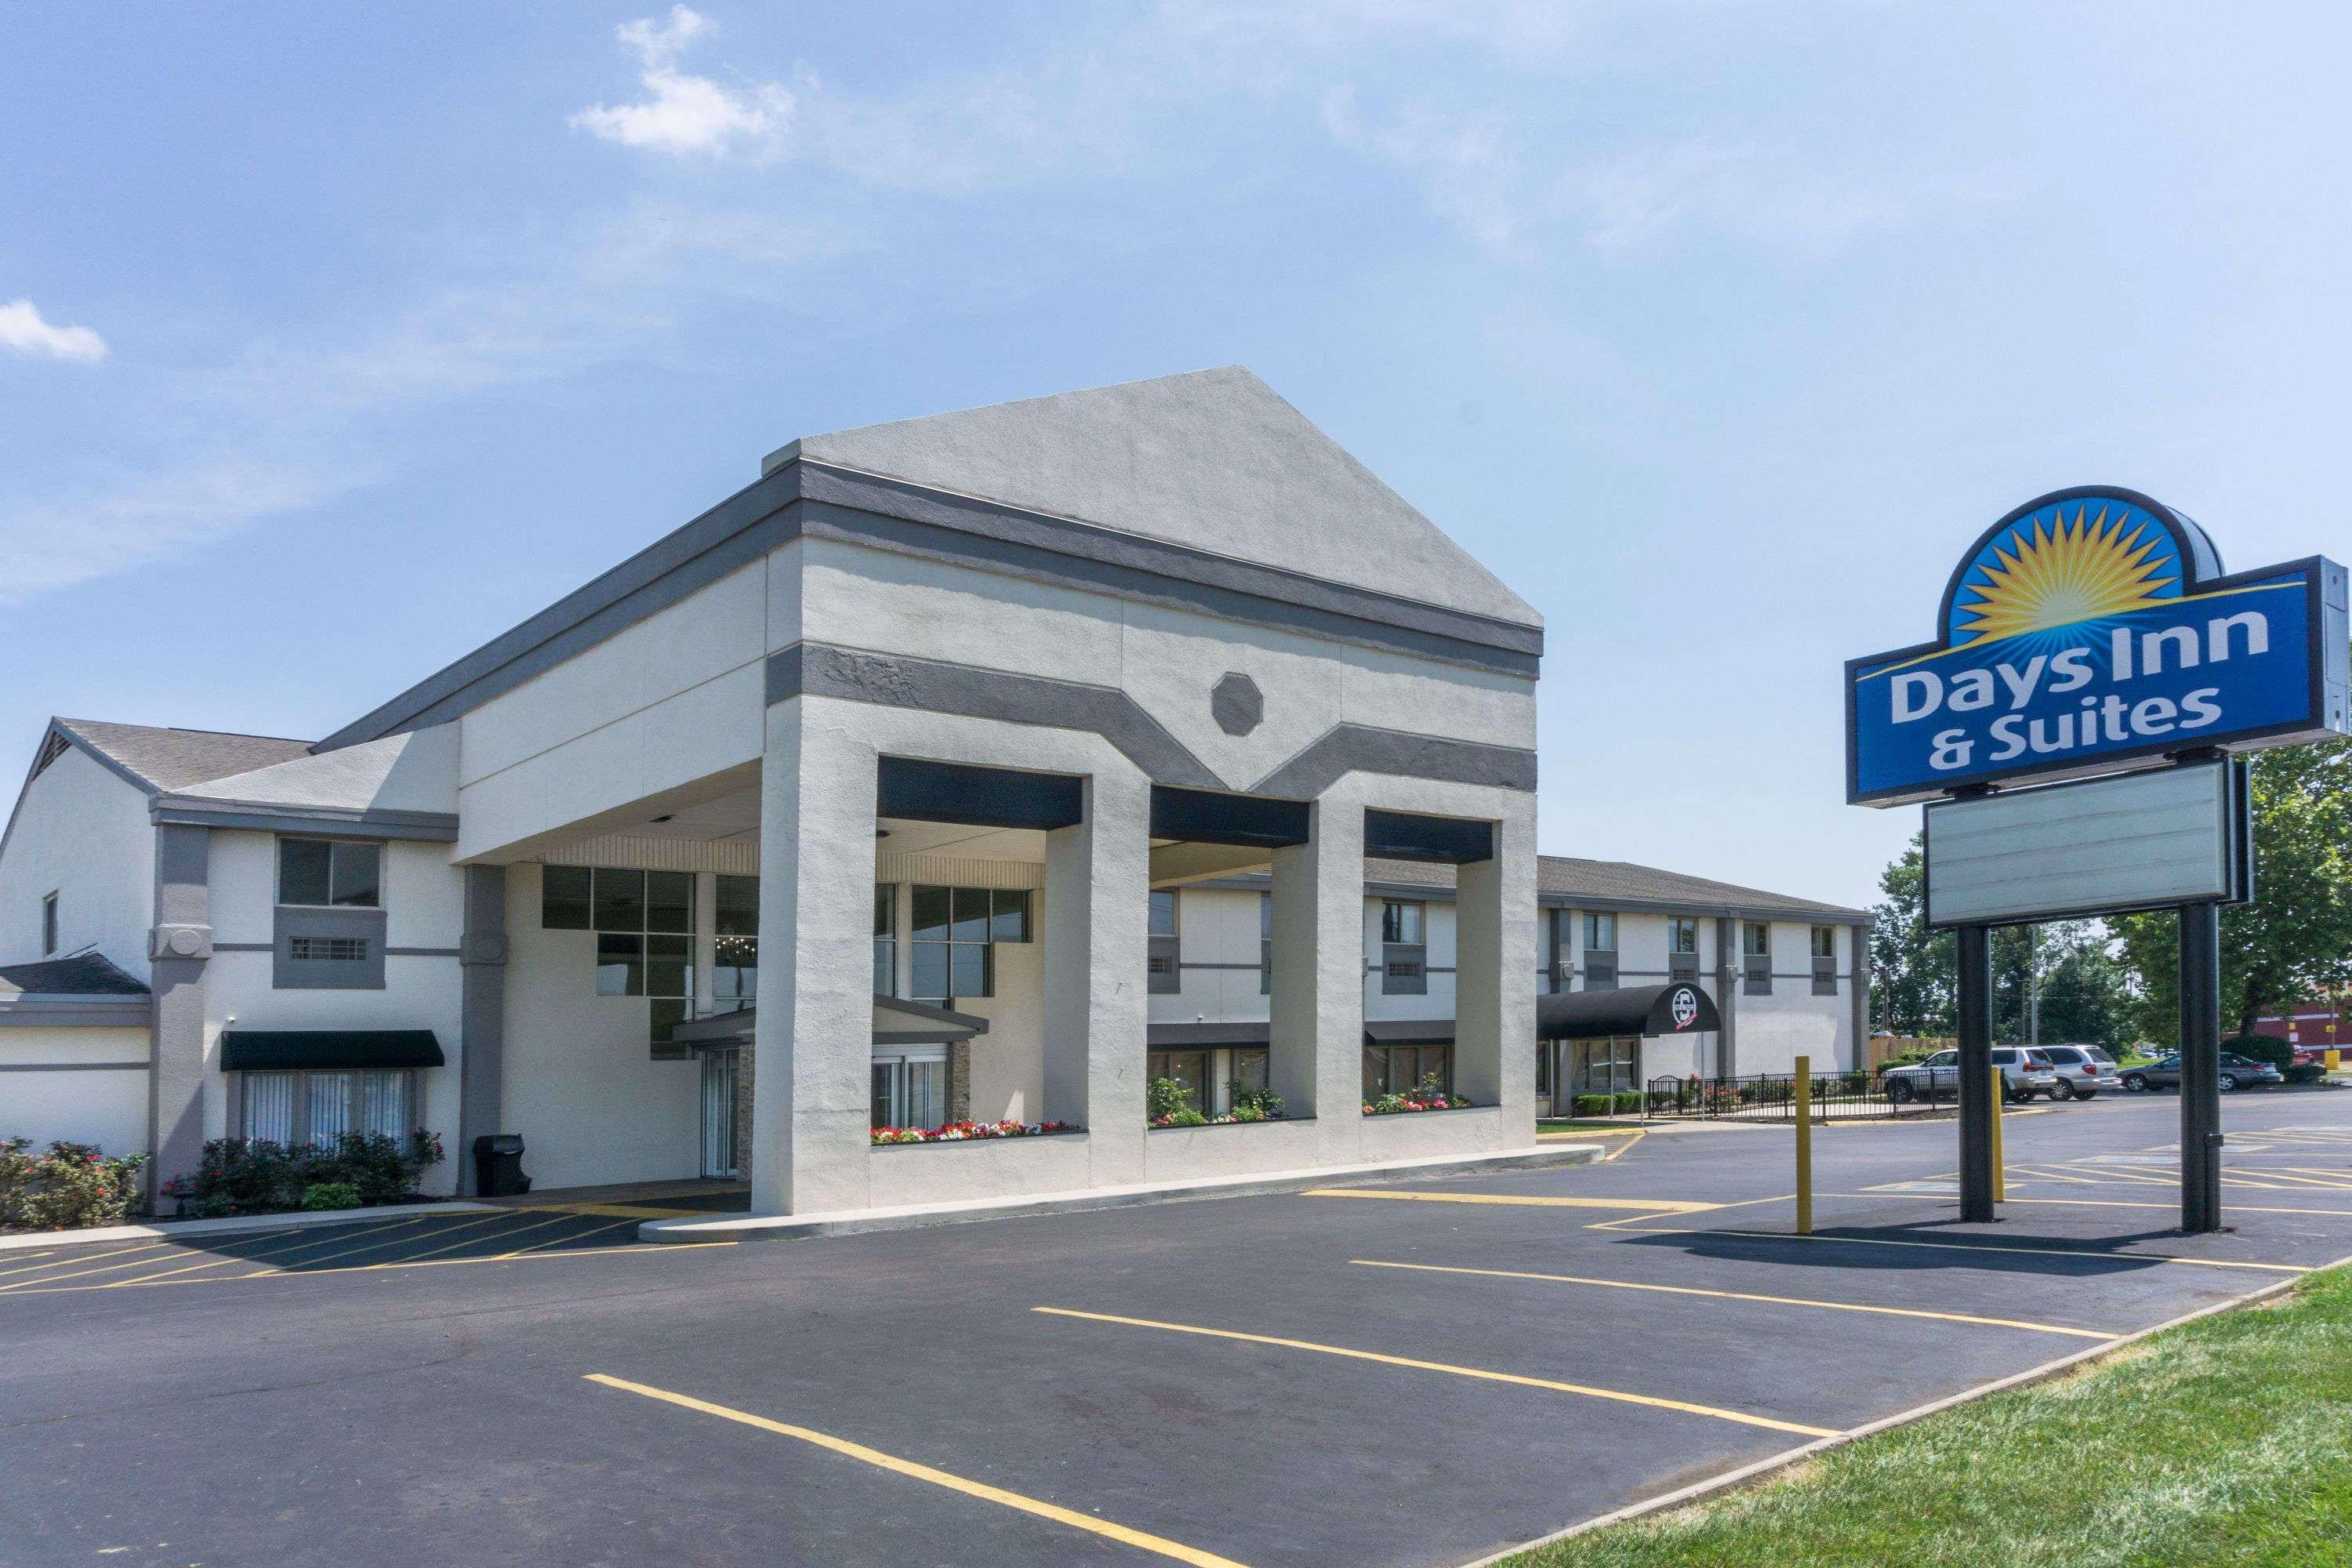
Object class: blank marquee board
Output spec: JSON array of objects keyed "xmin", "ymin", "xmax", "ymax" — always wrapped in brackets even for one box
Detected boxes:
[{"xmin": 1923, "ymin": 757, "xmax": 2250, "ymax": 928}]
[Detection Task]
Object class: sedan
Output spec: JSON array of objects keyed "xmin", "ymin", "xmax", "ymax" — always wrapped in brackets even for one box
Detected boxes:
[{"xmin": 2118, "ymin": 1052, "xmax": 2285, "ymax": 1093}]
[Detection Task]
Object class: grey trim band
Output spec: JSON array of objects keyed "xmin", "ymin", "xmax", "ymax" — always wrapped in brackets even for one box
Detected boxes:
[
  {"xmin": 0, "ymin": 1060, "xmax": 150, "ymax": 1071},
  {"xmin": 770, "ymin": 643, "xmax": 1220, "ymax": 788},
  {"xmin": 774, "ymin": 641, "xmax": 1533, "ymax": 798},
  {"xmin": 1176, "ymin": 961, "xmax": 1265, "ymax": 971},
  {"xmin": 387, "ymin": 946, "xmax": 463, "ymax": 958},
  {"xmin": 798, "ymin": 463, "xmax": 1543, "ymax": 674},
  {"xmin": 0, "ymin": 1003, "xmax": 153, "ymax": 1028},
  {"xmin": 151, "ymin": 796, "xmax": 459, "ymax": 841},
  {"xmin": 1536, "ymin": 893, "xmax": 1869, "ymax": 924},
  {"xmin": 1249, "ymin": 724, "xmax": 1537, "ymax": 798},
  {"xmin": 318, "ymin": 459, "xmax": 1542, "ymax": 753}
]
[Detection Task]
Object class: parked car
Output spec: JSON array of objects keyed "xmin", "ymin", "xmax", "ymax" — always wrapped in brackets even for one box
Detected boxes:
[
  {"xmin": 2034, "ymin": 1044, "xmax": 2114, "ymax": 1100},
  {"xmin": 2118, "ymin": 1052, "xmax": 2285, "ymax": 1093},
  {"xmin": 1882, "ymin": 1047, "xmax": 2059, "ymax": 1104}
]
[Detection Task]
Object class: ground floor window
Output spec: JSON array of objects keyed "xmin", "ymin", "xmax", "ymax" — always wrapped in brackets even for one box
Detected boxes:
[
  {"xmin": 1535, "ymin": 1041, "xmax": 1552, "ymax": 1102},
  {"xmin": 872, "ymin": 1048, "xmax": 949, "ymax": 1131},
  {"xmin": 1363, "ymin": 1044, "xmax": 1452, "ymax": 1100},
  {"xmin": 1146, "ymin": 1049, "xmax": 1213, "ymax": 1112},
  {"xmin": 1566, "ymin": 1038, "xmax": 1640, "ymax": 1098},
  {"xmin": 239, "ymin": 1069, "xmax": 414, "ymax": 1146}
]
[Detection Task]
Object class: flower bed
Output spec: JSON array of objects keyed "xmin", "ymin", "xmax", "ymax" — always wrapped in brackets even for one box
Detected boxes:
[
  {"xmin": 1149, "ymin": 1107, "xmax": 1288, "ymax": 1129},
  {"xmin": 1362, "ymin": 1092, "xmax": 1476, "ymax": 1115},
  {"xmin": 871, "ymin": 1120, "xmax": 1077, "ymax": 1146}
]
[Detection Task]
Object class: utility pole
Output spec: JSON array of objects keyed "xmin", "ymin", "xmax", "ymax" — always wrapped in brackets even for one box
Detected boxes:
[{"xmin": 2026, "ymin": 924, "xmax": 2040, "ymax": 1045}]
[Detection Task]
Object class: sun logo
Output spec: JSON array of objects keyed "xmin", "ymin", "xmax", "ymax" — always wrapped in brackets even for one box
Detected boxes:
[{"xmin": 1950, "ymin": 503, "xmax": 2180, "ymax": 645}]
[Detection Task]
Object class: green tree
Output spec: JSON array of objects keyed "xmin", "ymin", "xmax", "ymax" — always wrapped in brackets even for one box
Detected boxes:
[
  {"xmin": 1869, "ymin": 834, "xmax": 1953, "ymax": 1034},
  {"xmin": 2114, "ymin": 739, "xmax": 2352, "ymax": 1046}
]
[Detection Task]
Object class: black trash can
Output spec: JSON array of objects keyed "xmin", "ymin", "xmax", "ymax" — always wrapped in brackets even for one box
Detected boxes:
[{"xmin": 473, "ymin": 1133, "xmax": 531, "ymax": 1198}]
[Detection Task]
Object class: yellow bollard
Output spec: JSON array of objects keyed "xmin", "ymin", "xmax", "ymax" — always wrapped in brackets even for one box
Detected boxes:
[
  {"xmin": 1794, "ymin": 1054, "xmax": 1813, "ymax": 1236},
  {"xmin": 1991, "ymin": 1064, "xmax": 2007, "ymax": 1204},
  {"xmin": 2329, "ymin": 1050, "xmax": 2342, "ymax": 1073}
]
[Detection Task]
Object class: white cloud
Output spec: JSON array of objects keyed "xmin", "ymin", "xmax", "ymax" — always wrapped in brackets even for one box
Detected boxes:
[
  {"xmin": 0, "ymin": 299, "xmax": 108, "ymax": 361},
  {"xmin": 570, "ymin": 6, "xmax": 792, "ymax": 159}
]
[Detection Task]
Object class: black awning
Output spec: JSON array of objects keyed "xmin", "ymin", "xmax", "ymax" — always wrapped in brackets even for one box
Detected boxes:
[
  {"xmin": 1363, "ymin": 1018, "xmax": 1456, "ymax": 1045},
  {"xmin": 220, "ymin": 1029, "xmax": 445, "ymax": 1072},
  {"xmin": 1537, "ymin": 983, "xmax": 1719, "ymax": 1041},
  {"xmin": 1149, "ymin": 1021, "xmax": 1270, "ymax": 1049}
]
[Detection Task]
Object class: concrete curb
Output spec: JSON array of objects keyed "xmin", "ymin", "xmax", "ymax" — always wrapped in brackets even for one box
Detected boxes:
[
  {"xmin": 0, "ymin": 1199, "xmax": 499, "ymax": 1254},
  {"xmin": 639, "ymin": 1142, "xmax": 1604, "ymax": 1245},
  {"xmin": 1454, "ymin": 1250, "xmax": 2352, "ymax": 1568}
]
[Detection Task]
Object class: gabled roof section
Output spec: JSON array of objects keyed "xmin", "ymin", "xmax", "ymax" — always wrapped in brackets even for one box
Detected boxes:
[
  {"xmin": 150, "ymin": 725, "xmax": 461, "ymax": 840},
  {"xmin": 775, "ymin": 367, "xmax": 1542, "ymax": 632},
  {"xmin": 51, "ymin": 719, "xmax": 314, "ymax": 794}
]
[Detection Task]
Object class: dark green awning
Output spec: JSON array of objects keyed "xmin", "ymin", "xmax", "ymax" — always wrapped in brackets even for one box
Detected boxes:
[{"xmin": 219, "ymin": 1030, "xmax": 445, "ymax": 1072}]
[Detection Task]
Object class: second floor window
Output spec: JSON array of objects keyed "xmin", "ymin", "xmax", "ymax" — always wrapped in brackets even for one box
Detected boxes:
[
  {"xmin": 912, "ymin": 885, "xmax": 1029, "ymax": 1003},
  {"xmin": 1381, "ymin": 901, "xmax": 1426, "ymax": 995},
  {"xmin": 1744, "ymin": 921, "xmax": 1771, "ymax": 958},
  {"xmin": 1811, "ymin": 925, "xmax": 1836, "ymax": 959},
  {"xmin": 1668, "ymin": 917, "xmax": 1698, "ymax": 955},
  {"xmin": 1149, "ymin": 889, "xmax": 1181, "ymax": 994},
  {"xmin": 41, "ymin": 891, "xmax": 57, "ymax": 956},
  {"xmin": 1581, "ymin": 911, "xmax": 1616, "ymax": 951},
  {"xmin": 1381, "ymin": 901, "xmax": 1424, "ymax": 945},
  {"xmin": 278, "ymin": 839, "xmax": 381, "ymax": 908}
]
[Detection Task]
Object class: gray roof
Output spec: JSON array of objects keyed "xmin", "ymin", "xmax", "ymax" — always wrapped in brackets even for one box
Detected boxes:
[
  {"xmin": 775, "ymin": 367, "xmax": 1541, "ymax": 631},
  {"xmin": 1351, "ymin": 855, "xmax": 1867, "ymax": 922},
  {"xmin": 55, "ymin": 719, "xmax": 314, "ymax": 794},
  {"xmin": 0, "ymin": 953, "xmax": 150, "ymax": 999}
]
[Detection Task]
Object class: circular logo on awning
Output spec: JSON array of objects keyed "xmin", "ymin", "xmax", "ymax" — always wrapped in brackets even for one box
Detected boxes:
[{"xmin": 1670, "ymin": 987, "xmax": 1699, "ymax": 1030}]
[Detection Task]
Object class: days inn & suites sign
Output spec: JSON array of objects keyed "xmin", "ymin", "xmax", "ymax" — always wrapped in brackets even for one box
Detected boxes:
[{"xmin": 1846, "ymin": 486, "xmax": 2350, "ymax": 805}]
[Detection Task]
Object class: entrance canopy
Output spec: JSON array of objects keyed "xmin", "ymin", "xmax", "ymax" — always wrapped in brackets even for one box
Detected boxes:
[
  {"xmin": 218, "ymin": 1029, "xmax": 445, "ymax": 1072},
  {"xmin": 1537, "ymin": 982, "xmax": 1719, "ymax": 1041},
  {"xmin": 669, "ymin": 996, "xmax": 991, "ymax": 1050}
]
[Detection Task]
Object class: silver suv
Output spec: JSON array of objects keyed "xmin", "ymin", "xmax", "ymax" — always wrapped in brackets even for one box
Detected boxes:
[
  {"xmin": 1882, "ymin": 1047, "xmax": 2060, "ymax": 1105},
  {"xmin": 2034, "ymin": 1044, "xmax": 2114, "ymax": 1100}
]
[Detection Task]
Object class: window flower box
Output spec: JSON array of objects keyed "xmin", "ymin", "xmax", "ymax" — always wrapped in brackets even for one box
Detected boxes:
[
  {"xmin": 1362, "ymin": 1094, "xmax": 1477, "ymax": 1115},
  {"xmin": 1148, "ymin": 1109, "xmax": 1290, "ymax": 1130},
  {"xmin": 870, "ymin": 1120, "xmax": 1078, "ymax": 1147}
]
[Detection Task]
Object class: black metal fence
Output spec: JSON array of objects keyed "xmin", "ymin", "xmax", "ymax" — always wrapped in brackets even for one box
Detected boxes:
[{"xmin": 1642, "ymin": 1070, "xmax": 1943, "ymax": 1122}]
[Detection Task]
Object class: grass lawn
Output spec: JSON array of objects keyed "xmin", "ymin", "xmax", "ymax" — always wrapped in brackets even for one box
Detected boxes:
[{"xmin": 1503, "ymin": 1263, "xmax": 2352, "ymax": 1568}]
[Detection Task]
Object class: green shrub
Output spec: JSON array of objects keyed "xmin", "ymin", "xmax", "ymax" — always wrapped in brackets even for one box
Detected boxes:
[
  {"xmin": 2285, "ymin": 1062, "xmax": 2328, "ymax": 1084},
  {"xmin": 1612, "ymin": 1091, "xmax": 1643, "ymax": 1113},
  {"xmin": 1572, "ymin": 1094, "xmax": 1613, "ymax": 1117},
  {"xmin": 2225, "ymin": 1035, "xmax": 2293, "ymax": 1073},
  {"xmin": 0, "ymin": 1137, "xmax": 147, "ymax": 1230},
  {"xmin": 1228, "ymin": 1083, "xmax": 1285, "ymax": 1120},
  {"xmin": 1145, "ymin": 1076, "xmax": 1195, "ymax": 1123},
  {"xmin": 301, "ymin": 1181, "xmax": 362, "ymax": 1210},
  {"xmin": 175, "ymin": 1130, "xmax": 443, "ymax": 1218}
]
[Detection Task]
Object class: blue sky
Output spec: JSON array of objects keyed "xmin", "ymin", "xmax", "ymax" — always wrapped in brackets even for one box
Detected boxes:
[{"xmin": 3, "ymin": 2, "xmax": 2346, "ymax": 907}]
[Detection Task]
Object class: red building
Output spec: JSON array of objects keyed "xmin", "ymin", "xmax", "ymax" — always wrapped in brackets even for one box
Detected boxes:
[{"xmin": 2253, "ymin": 1002, "xmax": 2347, "ymax": 1058}]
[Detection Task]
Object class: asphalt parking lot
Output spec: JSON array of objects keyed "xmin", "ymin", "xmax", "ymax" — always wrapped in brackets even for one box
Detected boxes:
[{"xmin": 6, "ymin": 1090, "xmax": 2350, "ymax": 1568}]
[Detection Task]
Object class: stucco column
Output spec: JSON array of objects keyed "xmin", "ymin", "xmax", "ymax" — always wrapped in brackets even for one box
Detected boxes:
[
  {"xmin": 1043, "ymin": 767, "xmax": 1150, "ymax": 1181},
  {"xmin": 1454, "ymin": 791, "xmax": 1536, "ymax": 1131},
  {"xmin": 1270, "ymin": 796, "xmax": 1364, "ymax": 1156},
  {"xmin": 457, "ymin": 864, "xmax": 510, "ymax": 1197},
  {"xmin": 749, "ymin": 696, "xmax": 879, "ymax": 1215},
  {"xmin": 147, "ymin": 823, "xmax": 212, "ymax": 1207}
]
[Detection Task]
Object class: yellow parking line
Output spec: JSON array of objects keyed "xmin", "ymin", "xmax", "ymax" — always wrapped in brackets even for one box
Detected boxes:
[
  {"xmin": 358, "ymin": 1210, "xmax": 579, "ymax": 1266},
  {"xmin": 4, "ymin": 1242, "xmax": 738, "ymax": 1297},
  {"xmin": 1348, "ymin": 1259, "xmax": 2119, "ymax": 1340},
  {"xmin": 500, "ymin": 1215, "xmax": 641, "ymax": 1255},
  {"xmin": 2230, "ymin": 1168, "xmax": 2352, "ymax": 1192},
  {"xmin": 586, "ymin": 1374, "xmax": 1250, "ymax": 1568},
  {"xmin": 1616, "ymin": 1225, "xmax": 2311, "ymax": 1273},
  {"xmin": 1601, "ymin": 1130, "xmax": 1648, "ymax": 1162},
  {"xmin": 273, "ymin": 1210, "xmax": 524, "ymax": 1270},
  {"xmin": 1302, "ymin": 1189, "xmax": 1717, "ymax": 1214},
  {"xmin": 1031, "ymin": 1307, "xmax": 1837, "ymax": 1437},
  {"xmin": 0, "ymin": 1240, "xmax": 188, "ymax": 1292},
  {"xmin": 102, "ymin": 1215, "xmax": 448, "ymax": 1288},
  {"xmin": 519, "ymin": 1202, "xmax": 714, "ymax": 1220},
  {"xmin": 1833, "ymin": 1190, "xmax": 2352, "ymax": 1219},
  {"xmin": 1586, "ymin": 1193, "xmax": 1795, "ymax": 1229}
]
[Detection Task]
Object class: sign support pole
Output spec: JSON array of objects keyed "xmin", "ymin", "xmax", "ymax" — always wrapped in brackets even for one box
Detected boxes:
[
  {"xmin": 2180, "ymin": 900, "xmax": 2225, "ymax": 1234},
  {"xmin": 1955, "ymin": 923, "xmax": 1995, "ymax": 1224}
]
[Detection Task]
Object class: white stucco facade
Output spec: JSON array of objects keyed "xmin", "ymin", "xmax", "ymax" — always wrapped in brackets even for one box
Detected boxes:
[{"xmin": 0, "ymin": 369, "xmax": 1864, "ymax": 1217}]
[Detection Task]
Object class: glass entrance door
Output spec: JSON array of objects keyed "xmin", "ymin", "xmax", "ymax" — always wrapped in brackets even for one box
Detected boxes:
[{"xmin": 700, "ymin": 1047, "xmax": 739, "ymax": 1178}]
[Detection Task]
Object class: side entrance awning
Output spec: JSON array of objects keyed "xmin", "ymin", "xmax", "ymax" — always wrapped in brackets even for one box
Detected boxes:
[
  {"xmin": 1537, "ymin": 982, "xmax": 1719, "ymax": 1041},
  {"xmin": 219, "ymin": 1029, "xmax": 446, "ymax": 1072}
]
